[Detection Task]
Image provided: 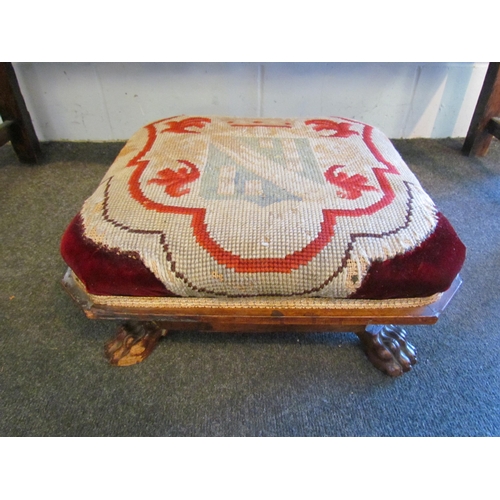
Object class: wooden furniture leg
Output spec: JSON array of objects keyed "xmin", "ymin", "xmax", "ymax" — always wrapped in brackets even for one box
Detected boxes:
[
  {"xmin": 0, "ymin": 62, "xmax": 41, "ymax": 163},
  {"xmin": 462, "ymin": 62, "xmax": 500, "ymax": 157},
  {"xmin": 355, "ymin": 325, "xmax": 417, "ymax": 377},
  {"xmin": 104, "ymin": 320, "xmax": 417, "ymax": 376},
  {"xmin": 105, "ymin": 321, "xmax": 168, "ymax": 366}
]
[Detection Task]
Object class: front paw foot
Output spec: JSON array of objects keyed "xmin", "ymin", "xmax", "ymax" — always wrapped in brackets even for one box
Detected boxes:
[
  {"xmin": 356, "ymin": 325, "xmax": 417, "ymax": 377},
  {"xmin": 105, "ymin": 321, "xmax": 167, "ymax": 366}
]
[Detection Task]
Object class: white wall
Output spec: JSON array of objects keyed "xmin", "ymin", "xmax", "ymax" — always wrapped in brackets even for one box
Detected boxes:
[{"xmin": 12, "ymin": 62, "xmax": 488, "ymax": 141}]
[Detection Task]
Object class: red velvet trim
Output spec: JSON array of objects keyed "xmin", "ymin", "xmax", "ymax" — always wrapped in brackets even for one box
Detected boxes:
[
  {"xmin": 60, "ymin": 215, "xmax": 179, "ymax": 297},
  {"xmin": 61, "ymin": 212, "xmax": 465, "ymax": 300},
  {"xmin": 350, "ymin": 213, "xmax": 466, "ymax": 299}
]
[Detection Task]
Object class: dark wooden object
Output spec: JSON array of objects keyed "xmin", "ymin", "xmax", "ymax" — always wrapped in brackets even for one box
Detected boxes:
[
  {"xmin": 0, "ymin": 62, "xmax": 41, "ymax": 163},
  {"xmin": 105, "ymin": 321, "xmax": 168, "ymax": 366},
  {"xmin": 62, "ymin": 270, "xmax": 462, "ymax": 377},
  {"xmin": 462, "ymin": 62, "xmax": 500, "ymax": 157}
]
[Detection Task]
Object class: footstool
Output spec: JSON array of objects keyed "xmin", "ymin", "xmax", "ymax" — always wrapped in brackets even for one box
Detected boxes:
[{"xmin": 60, "ymin": 116, "xmax": 466, "ymax": 376}]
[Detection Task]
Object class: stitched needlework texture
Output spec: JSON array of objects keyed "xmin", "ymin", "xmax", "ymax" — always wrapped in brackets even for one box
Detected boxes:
[{"xmin": 61, "ymin": 116, "xmax": 465, "ymax": 299}]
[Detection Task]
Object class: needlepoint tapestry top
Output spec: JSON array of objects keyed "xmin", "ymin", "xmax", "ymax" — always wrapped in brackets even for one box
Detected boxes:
[{"xmin": 61, "ymin": 116, "xmax": 466, "ymax": 298}]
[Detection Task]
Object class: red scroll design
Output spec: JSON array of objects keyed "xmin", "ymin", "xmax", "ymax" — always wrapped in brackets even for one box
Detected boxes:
[
  {"xmin": 305, "ymin": 119, "xmax": 359, "ymax": 138},
  {"xmin": 161, "ymin": 117, "xmax": 211, "ymax": 134},
  {"xmin": 325, "ymin": 165, "xmax": 378, "ymax": 200},
  {"xmin": 148, "ymin": 160, "xmax": 200, "ymax": 197}
]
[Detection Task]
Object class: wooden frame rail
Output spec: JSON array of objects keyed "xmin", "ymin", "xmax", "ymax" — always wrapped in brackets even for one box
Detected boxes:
[
  {"xmin": 463, "ymin": 62, "xmax": 500, "ymax": 157},
  {"xmin": 62, "ymin": 269, "xmax": 462, "ymax": 375},
  {"xmin": 0, "ymin": 62, "xmax": 41, "ymax": 163}
]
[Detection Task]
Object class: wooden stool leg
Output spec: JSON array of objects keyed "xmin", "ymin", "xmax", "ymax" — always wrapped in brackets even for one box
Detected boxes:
[
  {"xmin": 462, "ymin": 62, "xmax": 500, "ymax": 157},
  {"xmin": 105, "ymin": 321, "xmax": 168, "ymax": 366},
  {"xmin": 355, "ymin": 325, "xmax": 417, "ymax": 377},
  {"xmin": 0, "ymin": 62, "xmax": 41, "ymax": 163}
]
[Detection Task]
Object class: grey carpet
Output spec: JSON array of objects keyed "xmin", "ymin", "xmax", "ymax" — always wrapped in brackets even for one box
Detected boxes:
[{"xmin": 1, "ymin": 138, "xmax": 499, "ymax": 436}]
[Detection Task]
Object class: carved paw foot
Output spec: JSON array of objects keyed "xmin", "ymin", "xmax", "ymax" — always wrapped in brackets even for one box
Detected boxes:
[
  {"xmin": 356, "ymin": 325, "xmax": 417, "ymax": 377},
  {"xmin": 105, "ymin": 321, "xmax": 167, "ymax": 366}
]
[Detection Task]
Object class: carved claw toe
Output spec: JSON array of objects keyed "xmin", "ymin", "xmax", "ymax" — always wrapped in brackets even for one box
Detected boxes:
[
  {"xmin": 105, "ymin": 321, "xmax": 167, "ymax": 366},
  {"xmin": 356, "ymin": 325, "xmax": 417, "ymax": 377}
]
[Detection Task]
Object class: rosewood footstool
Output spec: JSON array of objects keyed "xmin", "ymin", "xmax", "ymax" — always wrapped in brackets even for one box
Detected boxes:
[{"xmin": 60, "ymin": 116, "xmax": 465, "ymax": 376}]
